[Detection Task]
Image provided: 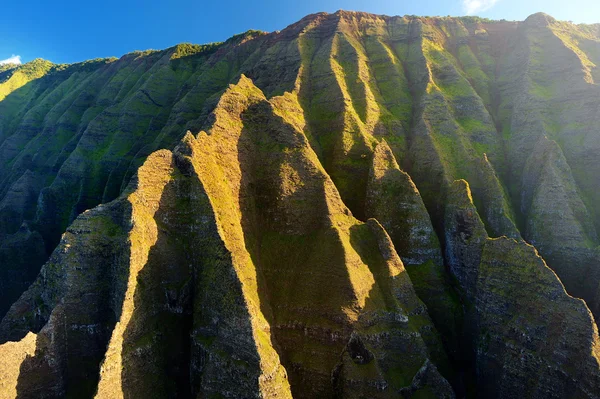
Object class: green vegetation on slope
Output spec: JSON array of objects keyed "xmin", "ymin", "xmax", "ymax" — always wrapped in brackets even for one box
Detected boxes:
[{"xmin": 1, "ymin": 10, "xmax": 600, "ymax": 399}]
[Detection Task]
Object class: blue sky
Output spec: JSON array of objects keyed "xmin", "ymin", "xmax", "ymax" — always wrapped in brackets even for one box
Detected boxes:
[{"xmin": 1, "ymin": 0, "xmax": 599, "ymax": 65}]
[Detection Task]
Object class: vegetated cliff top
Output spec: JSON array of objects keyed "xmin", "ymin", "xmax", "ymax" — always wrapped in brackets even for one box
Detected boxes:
[
  {"xmin": 4, "ymin": 30, "xmax": 268, "ymax": 74},
  {"xmin": 12, "ymin": 11, "xmax": 597, "ymax": 72}
]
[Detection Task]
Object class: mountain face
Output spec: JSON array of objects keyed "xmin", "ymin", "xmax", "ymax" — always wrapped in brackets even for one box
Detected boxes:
[{"xmin": 0, "ymin": 10, "xmax": 600, "ymax": 398}]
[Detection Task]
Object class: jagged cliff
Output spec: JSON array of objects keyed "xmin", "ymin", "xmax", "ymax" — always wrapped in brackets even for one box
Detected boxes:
[{"xmin": 0, "ymin": 10, "xmax": 600, "ymax": 398}]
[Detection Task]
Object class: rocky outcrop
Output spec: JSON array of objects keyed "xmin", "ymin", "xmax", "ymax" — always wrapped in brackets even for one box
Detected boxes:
[
  {"xmin": 366, "ymin": 140, "xmax": 443, "ymax": 268},
  {"xmin": 445, "ymin": 179, "xmax": 600, "ymax": 398},
  {"xmin": 444, "ymin": 180, "xmax": 489, "ymax": 302},
  {"xmin": 365, "ymin": 140, "xmax": 463, "ymax": 371}
]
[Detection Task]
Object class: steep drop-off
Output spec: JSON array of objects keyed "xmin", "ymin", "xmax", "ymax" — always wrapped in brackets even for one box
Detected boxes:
[{"xmin": 1, "ymin": 10, "xmax": 600, "ymax": 398}]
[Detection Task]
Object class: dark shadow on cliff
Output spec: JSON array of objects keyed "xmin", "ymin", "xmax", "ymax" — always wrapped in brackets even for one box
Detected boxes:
[
  {"xmin": 119, "ymin": 153, "xmax": 265, "ymax": 398},
  {"xmin": 0, "ymin": 71, "xmax": 63, "ymax": 320},
  {"xmin": 14, "ymin": 186, "xmax": 135, "ymax": 398},
  {"xmin": 119, "ymin": 172, "xmax": 194, "ymax": 399},
  {"xmin": 237, "ymin": 101, "xmax": 363, "ymax": 398},
  {"xmin": 348, "ymin": 222, "xmax": 475, "ymax": 398}
]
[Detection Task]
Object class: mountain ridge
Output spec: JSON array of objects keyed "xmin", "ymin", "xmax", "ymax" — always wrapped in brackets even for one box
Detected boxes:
[{"xmin": 0, "ymin": 10, "xmax": 600, "ymax": 398}]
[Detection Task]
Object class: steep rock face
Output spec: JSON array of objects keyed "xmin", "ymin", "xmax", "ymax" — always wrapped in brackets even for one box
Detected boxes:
[
  {"xmin": 366, "ymin": 140, "xmax": 442, "ymax": 268},
  {"xmin": 444, "ymin": 181, "xmax": 489, "ymax": 302},
  {"xmin": 179, "ymin": 76, "xmax": 453, "ymax": 397},
  {"xmin": 0, "ymin": 148, "xmax": 292, "ymax": 398},
  {"xmin": 1, "ymin": 11, "xmax": 598, "ymax": 320},
  {"xmin": 1, "ymin": 10, "xmax": 600, "ymax": 399},
  {"xmin": 365, "ymin": 140, "xmax": 463, "ymax": 366},
  {"xmin": 476, "ymin": 239, "xmax": 600, "ymax": 398},
  {"xmin": 0, "ymin": 76, "xmax": 454, "ymax": 398},
  {"xmin": 494, "ymin": 13, "xmax": 600, "ymax": 318},
  {"xmin": 0, "ymin": 34, "xmax": 291, "ymax": 318},
  {"xmin": 445, "ymin": 179, "xmax": 600, "ymax": 398}
]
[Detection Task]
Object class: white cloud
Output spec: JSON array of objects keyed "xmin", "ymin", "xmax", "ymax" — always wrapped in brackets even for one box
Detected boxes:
[
  {"xmin": 462, "ymin": 0, "xmax": 500, "ymax": 15},
  {"xmin": 0, "ymin": 55, "xmax": 22, "ymax": 65}
]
